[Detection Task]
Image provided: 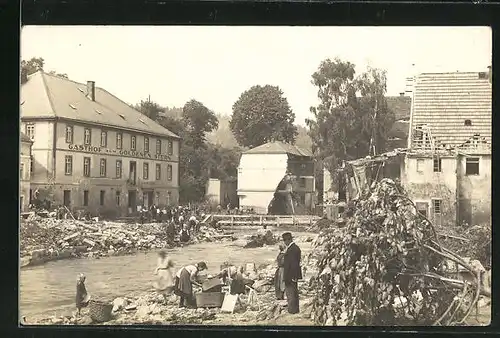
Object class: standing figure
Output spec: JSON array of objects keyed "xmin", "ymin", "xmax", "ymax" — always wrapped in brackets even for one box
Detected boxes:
[
  {"xmin": 153, "ymin": 250, "xmax": 175, "ymax": 303},
  {"xmin": 75, "ymin": 273, "xmax": 91, "ymax": 316},
  {"xmin": 282, "ymin": 232, "xmax": 302, "ymax": 314},
  {"xmin": 166, "ymin": 220, "xmax": 176, "ymax": 245},
  {"xmin": 274, "ymin": 244, "xmax": 286, "ymax": 300},
  {"xmin": 180, "ymin": 224, "xmax": 191, "ymax": 243},
  {"xmin": 174, "ymin": 262, "xmax": 207, "ymax": 308}
]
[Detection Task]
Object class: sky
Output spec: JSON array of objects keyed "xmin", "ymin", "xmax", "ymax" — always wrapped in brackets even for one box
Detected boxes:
[{"xmin": 21, "ymin": 26, "xmax": 491, "ymax": 126}]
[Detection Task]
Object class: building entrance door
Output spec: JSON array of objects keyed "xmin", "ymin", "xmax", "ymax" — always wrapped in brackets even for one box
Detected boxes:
[
  {"xmin": 128, "ymin": 190, "xmax": 137, "ymax": 210},
  {"xmin": 143, "ymin": 191, "xmax": 154, "ymax": 207},
  {"xmin": 63, "ymin": 190, "xmax": 71, "ymax": 207}
]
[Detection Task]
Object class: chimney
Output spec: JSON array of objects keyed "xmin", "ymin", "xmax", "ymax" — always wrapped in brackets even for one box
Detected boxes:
[
  {"xmin": 399, "ymin": 92, "xmax": 405, "ymax": 97},
  {"xmin": 87, "ymin": 81, "xmax": 95, "ymax": 101},
  {"xmin": 488, "ymin": 65, "xmax": 492, "ymax": 84}
]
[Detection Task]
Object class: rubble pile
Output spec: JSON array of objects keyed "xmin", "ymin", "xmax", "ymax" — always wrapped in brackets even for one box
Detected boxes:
[
  {"xmin": 243, "ymin": 230, "xmax": 278, "ymax": 248},
  {"xmin": 309, "ymin": 178, "xmax": 486, "ymax": 326},
  {"xmin": 20, "ymin": 216, "xmax": 232, "ymax": 268}
]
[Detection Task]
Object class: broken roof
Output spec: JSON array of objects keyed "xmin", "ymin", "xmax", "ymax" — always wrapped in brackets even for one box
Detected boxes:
[
  {"xmin": 20, "ymin": 71, "xmax": 180, "ymax": 139},
  {"xmin": 243, "ymin": 141, "xmax": 313, "ymax": 157},
  {"xmin": 410, "ymin": 71, "xmax": 491, "ymax": 147}
]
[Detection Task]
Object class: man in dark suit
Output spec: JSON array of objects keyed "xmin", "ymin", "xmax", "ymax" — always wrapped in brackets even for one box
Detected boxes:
[{"xmin": 282, "ymin": 232, "xmax": 302, "ymax": 314}]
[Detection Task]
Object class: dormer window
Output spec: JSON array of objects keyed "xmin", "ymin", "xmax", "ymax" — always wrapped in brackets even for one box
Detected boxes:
[{"xmin": 464, "ymin": 119, "xmax": 472, "ymax": 126}]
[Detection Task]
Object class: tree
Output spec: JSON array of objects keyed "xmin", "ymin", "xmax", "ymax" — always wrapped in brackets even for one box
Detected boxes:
[
  {"xmin": 21, "ymin": 57, "xmax": 44, "ymax": 84},
  {"xmin": 306, "ymin": 58, "xmax": 394, "ymax": 194},
  {"xmin": 21, "ymin": 57, "xmax": 68, "ymax": 84},
  {"xmin": 182, "ymin": 99, "xmax": 219, "ymax": 149},
  {"xmin": 230, "ymin": 85, "xmax": 298, "ymax": 148},
  {"xmin": 135, "ymin": 99, "xmax": 164, "ymax": 121}
]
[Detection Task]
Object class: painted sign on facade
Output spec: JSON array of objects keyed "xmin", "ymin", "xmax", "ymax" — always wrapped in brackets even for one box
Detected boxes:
[{"xmin": 67, "ymin": 144, "xmax": 172, "ymax": 161}]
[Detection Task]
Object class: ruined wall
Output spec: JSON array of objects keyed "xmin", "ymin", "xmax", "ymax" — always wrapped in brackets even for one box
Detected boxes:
[
  {"xmin": 401, "ymin": 155, "xmax": 457, "ymax": 226},
  {"xmin": 237, "ymin": 153, "xmax": 288, "ymax": 213},
  {"xmin": 206, "ymin": 179, "xmax": 222, "ymax": 204},
  {"xmin": 457, "ymin": 154, "xmax": 491, "ymax": 225}
]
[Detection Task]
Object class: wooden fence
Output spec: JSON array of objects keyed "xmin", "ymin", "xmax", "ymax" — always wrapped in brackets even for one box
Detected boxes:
[{"xmin": 205, "ymin": 214, "xmax": 320, "ymax": 227}]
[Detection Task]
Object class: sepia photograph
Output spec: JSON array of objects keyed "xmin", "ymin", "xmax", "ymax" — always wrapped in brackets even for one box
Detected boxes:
[{"xmin": 19, "ymin": 26, "xmax": 491, "ymax": 327}]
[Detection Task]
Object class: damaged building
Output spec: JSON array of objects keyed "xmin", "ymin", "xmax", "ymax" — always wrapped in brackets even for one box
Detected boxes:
[
  {"xmin": 403, "ymin": 70, "xmax": 492, "ymax": 226},
  {"xmin": 237, "ymin": 141, "xmax": 315, "ymax": 214},
  {"xmin": 323, "ymin": 69, "xmax": 491, "ymax": 227}
]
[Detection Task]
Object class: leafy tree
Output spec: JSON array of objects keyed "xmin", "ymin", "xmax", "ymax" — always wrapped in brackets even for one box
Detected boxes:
[
  {"xmin": 21, "ymin": 57, "xmax": 45, "ymax": 83},
  {"xmin": 230, "ymin": 85, "xmax": 298, "ymax": 148},
  {"xmin": 306, "ymin": 58, "xmax": 394, "ymax": 195},
  {"xmin": 135, "ymin": 99, "xmax": 164, "ymax": 121},
  {"xmin": 182, "ymin": 99, "xmax": 219, "ymax": 149},
  {"xmin": 21, "ymin": 57, "xmax": 68, "ymax": 84}
]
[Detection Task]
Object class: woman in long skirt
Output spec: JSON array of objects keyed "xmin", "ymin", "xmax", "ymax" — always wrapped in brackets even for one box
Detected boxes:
[
  {"xmin": 153, "ymin": 250, "xmax": 175, "ymax": 303},
  {"xmin": 174, "ymin": 261, "xmax": 207, "ymax": 308}
]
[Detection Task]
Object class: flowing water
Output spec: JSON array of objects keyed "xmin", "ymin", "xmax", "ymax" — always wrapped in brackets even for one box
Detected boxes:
[{"xmin": 20, "ymin": 230, "xmax": 315, "ymax": 321}]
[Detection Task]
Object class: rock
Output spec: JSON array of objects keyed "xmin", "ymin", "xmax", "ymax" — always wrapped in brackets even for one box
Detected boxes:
[
  {"xmin": 135, "ymin": 305, "xmax": 151, "ymax": 319},
  {"xmin": 78, "ymin": 315, "xmax": 93, "ymax": 325},
  {"xmin": 125, "ymin": 304, "xmax": 137, "ymax": 311},
  {"xmin": 112, "ymin": 297, "xmax": 128, "ymax": 312}
]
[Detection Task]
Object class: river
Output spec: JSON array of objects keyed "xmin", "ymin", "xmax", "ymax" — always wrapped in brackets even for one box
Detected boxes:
[{"xmin": 20, "ymin": 230, "xmax": 316, "ymax": 322}]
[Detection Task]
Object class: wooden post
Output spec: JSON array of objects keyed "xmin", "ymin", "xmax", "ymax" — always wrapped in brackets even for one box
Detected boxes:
[
  {"xmin": 231, "ymin": 215, "xmax": 234, "ymax": 226},
  {"xmin": 277, "ymin": 216, "xmax": 280, "ymax": 227},
  {"xmin": 259, "ymin": 216, "xmax": 263, "ymax": 226}
]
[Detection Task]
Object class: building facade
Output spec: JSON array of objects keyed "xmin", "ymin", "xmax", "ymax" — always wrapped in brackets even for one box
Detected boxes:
[
  {"xmin": 205, "ymin": 178, "xmax": 238, "ymax": 207},
  {"xmin": 20, "ymin": 132, "xmax": 33, "ymax": 212},
  {"xmin": 21, "ymin": 71, "xmax": 180, "ymax": 215},
  {"xmin": 237, "ymin": 141, "xmax": 315, "ymax": 214},
  {"xmin": 403, "ymin": 70, "xmax": 492, "ymax": 226}
]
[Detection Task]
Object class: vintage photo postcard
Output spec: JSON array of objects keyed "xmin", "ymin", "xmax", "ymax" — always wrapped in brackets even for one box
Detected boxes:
[{"xmin": 19, "ymin": 26, "xmax": 491, "ymax": 327}]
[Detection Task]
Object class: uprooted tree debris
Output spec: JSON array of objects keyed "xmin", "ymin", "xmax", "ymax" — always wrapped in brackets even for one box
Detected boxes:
[{"xmin": 308, "ymin": 178, "xmax": 490, "ymax": 326}]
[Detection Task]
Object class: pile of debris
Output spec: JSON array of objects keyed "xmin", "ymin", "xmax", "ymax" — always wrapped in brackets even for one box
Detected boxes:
[
  {"xmin": 243, "ymin": 230, "xmax": 278, "ymax": 248},
  {"xmin": 20, "ymin": 216, "xmax": 232, "ymax": 268},
  {"xmin": 308, "ymin": 178, "xmax": 489, "ymax": 326}
]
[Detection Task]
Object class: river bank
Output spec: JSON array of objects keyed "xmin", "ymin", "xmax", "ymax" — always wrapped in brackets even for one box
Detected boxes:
[
  {"xmin": 20, "ymin": 231, "xmax": 317, "ymax": 321},
  {"xmin": 20, "ymin": 217, "xmax": 233, "ymax": 268}
]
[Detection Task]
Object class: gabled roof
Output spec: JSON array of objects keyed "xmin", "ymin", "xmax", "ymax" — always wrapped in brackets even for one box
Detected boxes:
[
  {"xmin": 20, "ymin": 132, "xmax": 33, "ymax": 143},
  {"xmin": 243, "ymin": 141, "xmax": 313, "ymax": 157},
  {"xmin": 20, "ymin": 71, "xmax": 179, "ymax": 139},
  {"xmin": 386, "ymin": 95, "xmax": 412, "ymax": 121},
  {"xmin": 410, "ymin": 71, "xmax": 491, "ymax": 147}
]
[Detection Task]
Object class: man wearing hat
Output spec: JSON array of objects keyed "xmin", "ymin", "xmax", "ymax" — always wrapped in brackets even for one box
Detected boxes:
[{"xmin": 282, "ymin": 232, "xmax": 302, "ymax": 314}]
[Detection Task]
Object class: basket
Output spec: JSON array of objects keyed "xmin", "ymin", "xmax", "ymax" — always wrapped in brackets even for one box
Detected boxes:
[{"xmin": 88, "ymin": 300, "xmax": 113, "ymax": 323}]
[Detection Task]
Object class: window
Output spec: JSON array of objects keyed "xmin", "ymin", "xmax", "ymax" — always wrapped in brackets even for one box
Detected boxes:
[
  {"xmin": 156, "ymin": 139, "xmax": 162, "ymax": 155},
  {"xmin": 415, "ymin": 202, "xmax": 429, "ymax": 219},
  {"xmin": 144, "ymin": 137, "xmax": 150, "ymax": 152},
  {"xmin": 65, "ymin": 125, "xmax": 73, "ymax": 143},
  {"xmin": 433, "ymin": 156, "xmax": 442, "ymax": 173},
  {"xmin": 167, "ymin": 164, "xmax": 173, "ymax": 181},
  {"xmin": 478, "ymin": 72, "xmax": 487, "ymax": 79},
  {"xmin": 433, "ymin": 199, "xmax": 442, "ymax": 214},
  {"xmin": 116, "ymin": 132, "xmax": 123, "ymax": 149},
  {"xmin": 100, "ymin": 130, "xmax": 107, "ymax": 147},
  {"xmin": 65, "ymin": 155, "xmax": 73, "ymax": 175},
  {"xmin": 20, "ymin": 163, "xmax": 24, "ymax": 180},
  {"xmin": 143, "ymin": 162, "xmax": 149, "ymax": 180},
  {"xmin": 100, "ymin": 190, "xmax": 105, "ymax": 206},
  {"xmin": 167, "ymin": 140, "xmax": 173, "ymax": 155},
  {"xmin": 116, "ymin": 191, "xmax": 120, "ymax": 206},
  {"xmin": 465, "ymin": 157, "xmax": 480, "ymax": 175},
  {"xmin": 84, "ymin": 128, "xmax": 92, "ymax": 145},
  {"xmin": 83, "ymin": 157, "xmax": 91, "ymax": 177},
  {"xmin": 116, "ymin": 160, "xmax": 122, "ymax": 178},
  {"xmin": 156, "ymin": 163, "xmax": 161, "ymax": 180},
  {"xmin": 416, "ymin": 159, "xmax": 425, "ymax": 173},
  {"xmin": 30, "ymin": 156, "xmax": 34, "ymax": 173},
  {"xmin": 100, "ymin": 158, "xmax": 107, "ymax": 177},
  {"xmin": 83, "ymin": 190, "xmax": 89, "ymax": 206},
  {"xmin": 131, "ymin": 135, "xmax": 137, "ymax": 150},
  {"xmin": 25, "ymin": 123, "xmax": 35, "ymax": 139},
  {"xmin": 464, "ymin": 119, "xmax": 472, "ymax": 126}
]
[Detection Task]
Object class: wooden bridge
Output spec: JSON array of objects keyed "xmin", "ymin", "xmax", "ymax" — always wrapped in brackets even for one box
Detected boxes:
[{"xmin": 202, "ymin": 214, "xmax": 320, "ymax": 228}]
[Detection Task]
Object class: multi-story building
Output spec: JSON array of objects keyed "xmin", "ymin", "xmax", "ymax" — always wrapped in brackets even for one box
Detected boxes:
[
  {"xmin": 237, "ymin": 141, "xmax": 315, "ymax": 214},
  {"xmin": 20, "ymin": 71, "xmax": 181, "ymax": 215},
  {"xmin": 20, "ymin": 132, "xmax": 33, "ymax": 212},
  {"xmin": 403, "ymin": 70, "xmax": 492, "ymax": 226}
]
